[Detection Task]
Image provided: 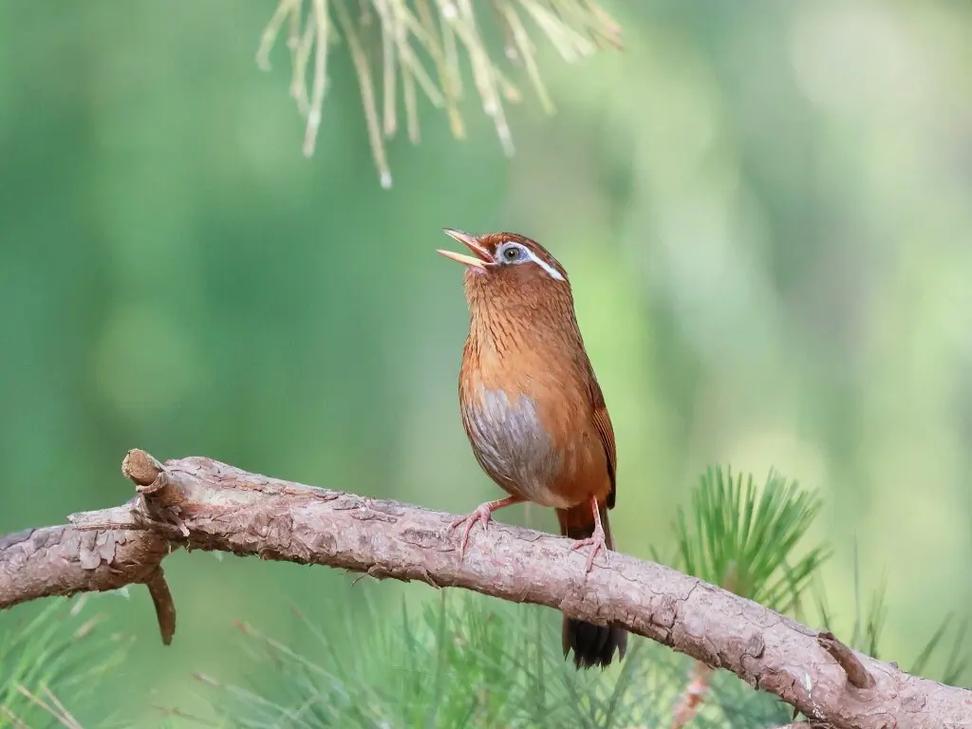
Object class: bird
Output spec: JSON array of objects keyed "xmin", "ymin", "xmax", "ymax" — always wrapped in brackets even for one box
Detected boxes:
[{"xmin": 437, "ymin": 228, "xmax": 627, "ymax": 669}]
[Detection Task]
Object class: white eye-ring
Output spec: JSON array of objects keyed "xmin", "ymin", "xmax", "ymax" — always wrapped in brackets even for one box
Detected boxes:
[
  {"xmin": 500, "ymin": 243, "xmax": 523, "ymax": 262},
  {"xmin": 495, "ymin": 242, "xmax": 565, "ymax": 281}
]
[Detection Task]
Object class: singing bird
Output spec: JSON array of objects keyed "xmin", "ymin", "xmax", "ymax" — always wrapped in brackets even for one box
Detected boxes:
[{"xmin": 437, "ymin": 228, "xmax": 627, "ymax": 669}]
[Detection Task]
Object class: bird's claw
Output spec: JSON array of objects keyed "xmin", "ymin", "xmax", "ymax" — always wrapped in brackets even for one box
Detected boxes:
[
  {"xmin": 449, "ymin": 504, "xmax": 493, "ymax": 559},
  {"xmin": 571, "ymin": 531, "xmax": 608, "ymax": 574}
]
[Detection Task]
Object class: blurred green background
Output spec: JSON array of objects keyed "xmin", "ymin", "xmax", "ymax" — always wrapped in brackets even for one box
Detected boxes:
[{"xmin": 1, "ymin": 0, "xmax": 970, "ymax": 725}]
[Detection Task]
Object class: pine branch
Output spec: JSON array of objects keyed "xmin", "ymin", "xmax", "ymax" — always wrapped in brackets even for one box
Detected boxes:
[{"xmin": 0, "ymin": 449, "xmax": 969, "ymax": 729}]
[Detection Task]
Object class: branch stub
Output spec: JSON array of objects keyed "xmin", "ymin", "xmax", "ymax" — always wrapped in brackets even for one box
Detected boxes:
[
  {"xmin": 122, "ymin": 449, "xmax": 166, "ymax": 493},
  {"xmin": 817, "ymin": 631, "xmax": 876, "ymax": 690}
]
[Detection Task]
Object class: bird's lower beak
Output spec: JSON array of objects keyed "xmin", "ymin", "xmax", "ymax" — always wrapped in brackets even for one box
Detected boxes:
[{"xmin": 437, "ymin": 228, "xmax": 492, "ymax": 270}]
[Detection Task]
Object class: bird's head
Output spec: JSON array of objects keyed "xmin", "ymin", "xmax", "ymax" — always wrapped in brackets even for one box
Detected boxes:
[{"xmin": 437, "ymin": 229, "xmax": 570, "ymax": 308}]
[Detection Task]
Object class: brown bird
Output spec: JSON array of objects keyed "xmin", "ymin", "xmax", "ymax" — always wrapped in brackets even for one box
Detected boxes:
[{"xmin": 437, "ymin": 228, "xmax": 627, "ymax": 669}]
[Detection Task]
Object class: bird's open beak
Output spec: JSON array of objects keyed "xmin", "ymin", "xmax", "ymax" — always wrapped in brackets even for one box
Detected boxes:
[{"xmin": 437, "ymin": 228, "xmax": 492, "ymax": 270}]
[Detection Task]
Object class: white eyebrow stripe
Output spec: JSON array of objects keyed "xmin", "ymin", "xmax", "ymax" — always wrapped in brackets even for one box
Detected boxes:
[{"xmin": 523, "ymin": 247, "xmax": 565, "ymax": 281}]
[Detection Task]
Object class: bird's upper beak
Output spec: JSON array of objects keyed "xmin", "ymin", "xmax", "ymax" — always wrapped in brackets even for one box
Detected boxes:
[{"xmin": 437, "ymin": 229, "xmax": 492, "ymax": 270}]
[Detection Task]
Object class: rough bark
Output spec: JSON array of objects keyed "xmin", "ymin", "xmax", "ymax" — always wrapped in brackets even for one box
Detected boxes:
[{"xmin": 1, "ymin": 450, "xmax": 969, "ymax": 729}]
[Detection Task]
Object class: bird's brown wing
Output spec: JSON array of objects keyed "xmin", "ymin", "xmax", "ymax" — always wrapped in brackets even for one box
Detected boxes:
[{"xmin": 588, "ymin": 377, "xmax": 618, "ymax": 508}]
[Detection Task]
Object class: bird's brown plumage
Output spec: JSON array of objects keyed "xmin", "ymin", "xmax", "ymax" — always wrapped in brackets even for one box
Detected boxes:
[{"xmin": 442, "ymin": 230, "xmax": 627, "ymax": 668}]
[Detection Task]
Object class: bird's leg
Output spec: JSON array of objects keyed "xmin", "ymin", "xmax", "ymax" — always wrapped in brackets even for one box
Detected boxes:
[
  {"xmin": 449, "ymin": 494, "xmax": 524, "ymax": 558},
  {"xmin": 570, "ymin": 494, "xmax": 608, "ymax": 573}
]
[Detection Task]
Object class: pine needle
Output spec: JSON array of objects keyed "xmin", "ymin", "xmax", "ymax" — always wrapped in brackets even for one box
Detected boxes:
[
  {"xmin": 255, "ymin": 0, "xmax": 621, "ymax": 184},
  {"xmin": 675, "ymin": 467, "xmax": 829, "ymax": 610},
  {"xmin": 0, "ymin": 600, "xmax": 130, "ymax": 728},
  {"xmin": 200, "ymin": 588, "xmax": 797, "ymax": 728}
]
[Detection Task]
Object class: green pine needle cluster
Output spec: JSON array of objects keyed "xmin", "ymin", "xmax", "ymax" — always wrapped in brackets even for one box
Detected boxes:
[
  {"xmin": 199, "ymin": 592, "xmax": 791, "ymax": 729},
  {"xmin": 0, "ymin": 596, "xmax": 131, "ymax": 728},
  {"xmin": 675, "ymin": 467, "xmax": 830, "ymax": 611}
]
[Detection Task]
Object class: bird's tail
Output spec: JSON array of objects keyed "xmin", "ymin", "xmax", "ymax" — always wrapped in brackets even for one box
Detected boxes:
[{"xmin": 557, "ymin": 503, "xmax": 627, "ymax": 669}]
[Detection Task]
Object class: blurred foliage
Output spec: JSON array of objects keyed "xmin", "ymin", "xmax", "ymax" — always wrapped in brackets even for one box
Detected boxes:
[
  {"xmin": 0, "ymin": 597, "xmax": 130, "ymax": 728},
  {"xmin": 198, "ymin": 592, "xmax": 792, "ymax": 729},
  {"xmin": 911, "ymin": 614, "xmax": 969, "ymax": 687},
  {"xmin": 1, "ymin": 0, "xmax": 971, "ymax": 725},
  {"xmin": 815, "ymin": 557, "xmax": 969, "ymax": 686}
]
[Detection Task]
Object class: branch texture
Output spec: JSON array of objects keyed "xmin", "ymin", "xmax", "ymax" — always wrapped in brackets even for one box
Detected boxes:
[{"xmin": 1, "ymin": 451, "xmax": 969, "ymax": 729}]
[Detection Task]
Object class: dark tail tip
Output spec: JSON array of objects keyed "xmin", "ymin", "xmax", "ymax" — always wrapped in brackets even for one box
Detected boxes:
[{"xmin": 563, "ymin": 616, "xmax": 627, "ymax": 669}]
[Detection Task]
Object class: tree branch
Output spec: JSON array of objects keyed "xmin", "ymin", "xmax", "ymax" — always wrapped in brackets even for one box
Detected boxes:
[{"xmin": 0, "ymin": 450, "xmax": 969, "ymax": 729}]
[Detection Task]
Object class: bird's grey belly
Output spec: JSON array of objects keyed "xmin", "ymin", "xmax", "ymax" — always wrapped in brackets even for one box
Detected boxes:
[{"xmin": 462, "ymin": 387, "xmax": 571, "ymax": 508}]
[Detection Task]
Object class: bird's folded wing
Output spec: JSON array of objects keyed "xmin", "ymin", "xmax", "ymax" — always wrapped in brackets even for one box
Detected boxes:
[{"xmin": 588, "ymin": 377, "xmax": 617, "ymax": 508}]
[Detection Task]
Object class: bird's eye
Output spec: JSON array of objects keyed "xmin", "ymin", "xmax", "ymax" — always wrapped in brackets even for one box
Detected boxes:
[{"xmin": 501, "ymin": 245, "xmax": 521, "ymax": 262}]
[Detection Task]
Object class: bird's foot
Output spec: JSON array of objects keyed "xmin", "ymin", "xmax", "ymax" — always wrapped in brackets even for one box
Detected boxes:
[
  {"xmin": 448, "ymin": 495, "xmax": 523, "ymax": 560},
  {"xmin": 570, "ymin": 526, "xmax": 608, "ymax": 574},
  {"xmin": 448, "ymin": 495, "xmax": 524, "ymax": 560},
  {"xmin": 449, "ymin": 504, "xmax": 495, "ymax": 559}
]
